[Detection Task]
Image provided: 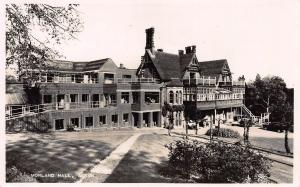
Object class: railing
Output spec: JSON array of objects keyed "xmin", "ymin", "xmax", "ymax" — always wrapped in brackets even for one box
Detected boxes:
[
  {"xmin": 37, "ymin": 75, "xmax": 98, "ymax": 84},
  {"xmin": 183, "ymin": 77, "xmax": 217, "ymax": 86},
  {"xmin": 117, "ymin": 78, "xmax": 160, "ymax": 84},
  {"xmin": 196, "ymin": 93, "xmax": 243, "ymax": 102},
  {"xmin": 218, "ymin": 81, "xmax": 245, "ymax": 86},
  {"xmin": 5, "ymin": 101, "xmax": 117, "ymax": 120},
  {"xmin": 232, "ymin": 81, "xmax": 245, "ymax": 86}
]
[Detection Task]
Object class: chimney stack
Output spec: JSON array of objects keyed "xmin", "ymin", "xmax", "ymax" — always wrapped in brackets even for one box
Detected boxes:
[
  {"xmin": 185, "ymin": 46, "xmax": 192, "ymax": 54},
  {"xmin": 178, "ymin": 50, "xmax": 184, "ymax": 56},
  {"xmin": 119, "ymin": 63, "xmax": 125, "ymax": 69},
  {"xmin": 191, "ymin": 45, "xmax": 196, "ymax": 53},
  {"xmin": 145, "ymin": 27, "xmax": 155, "ymax": 52}
]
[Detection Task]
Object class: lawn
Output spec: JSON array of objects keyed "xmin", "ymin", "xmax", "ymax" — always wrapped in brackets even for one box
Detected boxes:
[
  {"xmin": 6, "ymin": 131, "xmax": 134, "ymax": 182},
  {"xmin": 104, "ymin": 133, "xmax": 184, "ymax": 183}
]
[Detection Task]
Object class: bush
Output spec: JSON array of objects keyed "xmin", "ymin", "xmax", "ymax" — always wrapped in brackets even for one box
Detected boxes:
[
  {"xmin": 6, "ymin": 165, "xmax": 37, "ymax": 182},
  {"xmin": 205, "ymin": 128, "xmax": 241, "ymax": 138},
  {"xmin": 165, "ymin": 140, "xmax": 271, "ymax": 183}
]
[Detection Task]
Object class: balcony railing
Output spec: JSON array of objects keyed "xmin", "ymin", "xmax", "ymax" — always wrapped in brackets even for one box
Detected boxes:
[
  {"xmin": 6, "ymin": 101, "xmax": 116, "ymax": 120},
  {"xmin": 183, "ymin": 77, "xmax": 217, "ymax": 86},
  {"xmin": 36, "ymin": 75, "xmax": 98, "ymax": 84},
  {"xmin": 117, "ymin": 78, "xmax": 160, "ymax": 84},
  {"xmin": 218, "ymin": 81, "xmax": 245, "ymax": 86},
  {"xmin": 183, "ymin": 93, "xmax": 243, "ymax": 102}
]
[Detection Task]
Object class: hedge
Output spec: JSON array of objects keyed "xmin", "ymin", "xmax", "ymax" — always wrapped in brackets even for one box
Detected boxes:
[
  {"xmin": 205, "ymin": 128, "xmax": 241, "ymax": 138},
  {"xmin": 165, "ymin": 140, "xmax": 271, "ymax": 183}
]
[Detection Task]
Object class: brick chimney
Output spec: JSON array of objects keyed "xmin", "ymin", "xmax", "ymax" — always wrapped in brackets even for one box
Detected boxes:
[
  {"xmin": 145, "ymin": 27, "xmax": 155, "ymax": 52},
  {"xmin": 191, "ymin": 45, "xmax": 196, "ymax": 53},
  {"xmin": 185, "ymin": 46, "xmax": 192, "ymax": 54},
  {"xmin": 119, "ymin": 63, "xmax": 124, "ymax": 69},
  {"xmin": 178, "ymin": 50, "xmax": 184, "ymax": 56}
]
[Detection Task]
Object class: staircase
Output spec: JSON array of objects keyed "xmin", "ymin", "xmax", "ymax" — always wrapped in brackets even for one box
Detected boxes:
[{"xmin": 241, "ymin": 104, "xmax": 257, "ymax": 121}]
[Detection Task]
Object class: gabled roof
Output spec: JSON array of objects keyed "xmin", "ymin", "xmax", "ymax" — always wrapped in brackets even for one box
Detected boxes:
[
  {"xmin": 83, "ymin": 58, "xmax": 109, "ymax": 71},
  {"xmin": 148, "ymin": 50, "xmax": 181, "ymax": 81},
  {"xmin": 46, "ymin": 58, "xmax": 112, "ymax": 72},
  {"xmin": 198, "ymin": 59, "xmax": 228, "ymax": 77},
  {"xmin": 179, "ymin": 53, "xmax": 196, "ymax": 76}
]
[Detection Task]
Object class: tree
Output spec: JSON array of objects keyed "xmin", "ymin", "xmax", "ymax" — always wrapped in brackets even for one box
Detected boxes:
[
  {"xmin": 162, "ymin": 102, "xmax": 174, "ymax": 136},
  {"xmin": 6, "ymin": 4, "xmax": 83, "ymax": 80},
  {"xmin": 245, "ymin": 75, "xmax": 293, "ymax": 153}
]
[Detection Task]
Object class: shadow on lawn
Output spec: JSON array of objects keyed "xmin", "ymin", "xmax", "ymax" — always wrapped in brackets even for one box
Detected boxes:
[
  {"xmin": 105, "ymin": 133, "xmax": 188, "ymax": 183},
  {"xmin": 6, "ymin": 135, "xmax": 113, "ymax": 183}
]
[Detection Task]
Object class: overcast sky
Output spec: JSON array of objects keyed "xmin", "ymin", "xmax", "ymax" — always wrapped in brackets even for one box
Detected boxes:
[{"xmin": 56, "ymin": 0, "xmax": 300, "ymax": 87}]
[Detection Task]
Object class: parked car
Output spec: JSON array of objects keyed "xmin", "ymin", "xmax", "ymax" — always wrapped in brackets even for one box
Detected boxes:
[
  {"xmin": 266, "ymin": 122, "xmax": 284, "ymax": 132},
  {"xmin": 187, "ymin": 120, "xmax": 197, "ymax": 130},
  {"xmin": 265, "ymin": 122, "xmax": 293, "ymax": 133}
]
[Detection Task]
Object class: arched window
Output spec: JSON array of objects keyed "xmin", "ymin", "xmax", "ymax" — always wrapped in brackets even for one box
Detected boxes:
[
  {"xmin": 169, "ymin": 91, "xmax": 174, "ymax": 104},
  {"xmin": 175, "ymin": 91, "xmax": 178, "ymax": 104}
]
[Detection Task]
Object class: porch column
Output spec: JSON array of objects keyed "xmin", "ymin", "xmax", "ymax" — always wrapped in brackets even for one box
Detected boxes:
[
  {"xmin": 138, "ymin": 112, "xmax": 143, "ymax": 128},
  {"xmin": 148, "ymin": 112, "xmax": 153, "ymax": 127}
]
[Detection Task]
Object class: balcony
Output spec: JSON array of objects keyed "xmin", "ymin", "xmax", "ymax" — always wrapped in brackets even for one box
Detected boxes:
[
  {"xmin": 183, "ymin": 76, "xmax": 216, "ymax": 86},
  {"xmin": 218, "ymin": 80, "xmax": 245, "ymax": 87},
  {"xmin": 197, "ymin": 99, "xmax": 243, "ymax": 110},
  {"xmin": 36, "ymin": 74, "xmax": 99, "ymax": 84},
  {"xmin": 5, "ymin": 101, "xmax": 117, "ymax": 120},
  {"xmin": 117, "ymin": 78, "xmax": 160, "ymax": 84}
]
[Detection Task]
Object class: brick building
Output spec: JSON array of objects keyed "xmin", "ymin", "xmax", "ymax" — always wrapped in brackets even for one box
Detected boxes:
[{"xmin": 6, "ymin": 27, "xmax": 248, "ymax": 131}]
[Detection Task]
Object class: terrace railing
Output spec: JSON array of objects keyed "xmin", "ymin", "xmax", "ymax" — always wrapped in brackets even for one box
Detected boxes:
[
  {"xmin": 183, "ymin": 76, "xmax": 217, "ymax": 86},
  {"xmin": 117, "ymin": 78, "xmax": 160, "ymax": 84},
  {"xmin": 5, "ymin": 101, "xmax": 116, "ymax": 120}
]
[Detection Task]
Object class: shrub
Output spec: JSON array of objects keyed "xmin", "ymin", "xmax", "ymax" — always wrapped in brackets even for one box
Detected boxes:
[
  {"xmin": 6, "ymin": 165, "xmax": 37, "ymax": 182},
  {"xmin": 165, "ymin": 140, "xmax": 271, "ymax": 183},
  {"xmin": 205, "ymin": 128, "xmax": 241, "ymax": 138}
]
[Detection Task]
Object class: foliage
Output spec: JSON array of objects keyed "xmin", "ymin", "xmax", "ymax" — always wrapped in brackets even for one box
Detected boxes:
[
  {"xmin": 6, "ymin": 4, "xmax": 83, "ymax": 80},
  {"xmin": 205, "ymin": 128, "xmax": 241, "ymax": 138},
  {"xmin": 6, "ymin": 165, "xmax": 37, "ymax": 182},
  {"xmin": 165, "ymin": 140, "xmax": 271, "ymax": 183}
]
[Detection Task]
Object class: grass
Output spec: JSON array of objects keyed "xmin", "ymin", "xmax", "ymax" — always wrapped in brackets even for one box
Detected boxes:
[
  {"xmin": 104, "ymin": 133, "xmax": 186, "ymax": 183},
  {"xmin": 6, "ymin": 131, "xmax": 134, "ymax": 182}
]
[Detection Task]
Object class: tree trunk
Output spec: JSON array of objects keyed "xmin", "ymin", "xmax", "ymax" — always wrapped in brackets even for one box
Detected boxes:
[
  {"xmin": 185, "ymin": 122, "xmax": 188, "ymax": 139},
  {"xmin": 284, "ymin": 129, "xmax": 291, "ymax": 154}
]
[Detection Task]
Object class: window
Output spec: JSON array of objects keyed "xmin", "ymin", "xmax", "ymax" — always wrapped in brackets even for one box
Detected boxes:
[
  {"xmin": 121, "ymin": 92, "xmax": 130, "ymax": 103},
  {"xmin": 145, "ymin": 92, "xmax": 159, "ymax": 103},
  {"xmin": 123, "ymin": 113, "xmax": 129, "ymax": 122},
  {"xmin": 43, "ymin": 95, "xmax": 52, "ymax": 103},
  {"xmin": 111, "ymin": 94, "xmax": 116, "ymax": 104},
  {"xmin": 70, "ymin": 94, "xmax": 78, "ymax": 103},
  {"xmin": 70, "ymin": 118, "xmax": 79, "ymax": 128},
  {"xmin": 85, "ymin": 117, "xmax": 93, "ymax": 127},
  {"xmin": 82, "ymin": 94, "xmax": 89, "ymax": 102},
  {"xmin": 169, "ymin": 91, "xmax": 174, "ymax": 104},
  {"xmin": 104, "ymin": 73, "xmax": 114, "ymax": 84},
  {"xmin": 132, "ymin": 92, "xmax": 139, "ymax": 103},
  {"xmin": 99, "ymin": 115, "xmax": 106, "ymax": 125},
  {"xmin": 112, "ymin": 115, "xmax": 118, "ymax": 123},
  {"xmin": 55, "ymin": 119, "xmax": 64, "ymax": 130}
]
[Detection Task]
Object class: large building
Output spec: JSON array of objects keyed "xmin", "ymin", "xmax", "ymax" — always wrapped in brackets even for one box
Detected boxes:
[{"xmin": 6, "ymin": 28, "xmax": 249, "ymax": 131}]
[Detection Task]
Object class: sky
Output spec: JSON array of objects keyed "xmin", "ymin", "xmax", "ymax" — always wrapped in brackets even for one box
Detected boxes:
[{"xmin": 22, "ymin": 0, "xmax": 300, "ymax": 87}]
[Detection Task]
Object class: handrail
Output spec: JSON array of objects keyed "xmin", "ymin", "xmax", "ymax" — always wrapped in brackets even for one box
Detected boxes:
[{"xmin": 5, "ymin": 101, "xmax": 116, "ymax": 120}]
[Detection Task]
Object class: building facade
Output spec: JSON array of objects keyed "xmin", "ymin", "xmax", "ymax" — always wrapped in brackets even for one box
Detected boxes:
[{"xmin": 6, "ymin": 27, "xmax": 248, "ymax": 131}]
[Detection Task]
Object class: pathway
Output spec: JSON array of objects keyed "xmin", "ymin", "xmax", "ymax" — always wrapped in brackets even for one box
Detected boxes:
[{"xmin": 78, "ymin": 133, "xmax": 143, "ymax": 182}]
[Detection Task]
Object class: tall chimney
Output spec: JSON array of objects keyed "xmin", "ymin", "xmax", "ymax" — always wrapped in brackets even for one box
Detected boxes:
[
  {"xmin": 178, "ymin": 50, "xmax": 184, "ymax": 56},
  {"xmin": 145, "ymin": 27, "xmax": 155, "ymax": 52},
  {"xmin": 191, "ymin": 45, "xmax": 196, "ymax": 53},
  {"xmin": 185, "ymin": 46, "xmax": 192, "ymax": 54}
]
